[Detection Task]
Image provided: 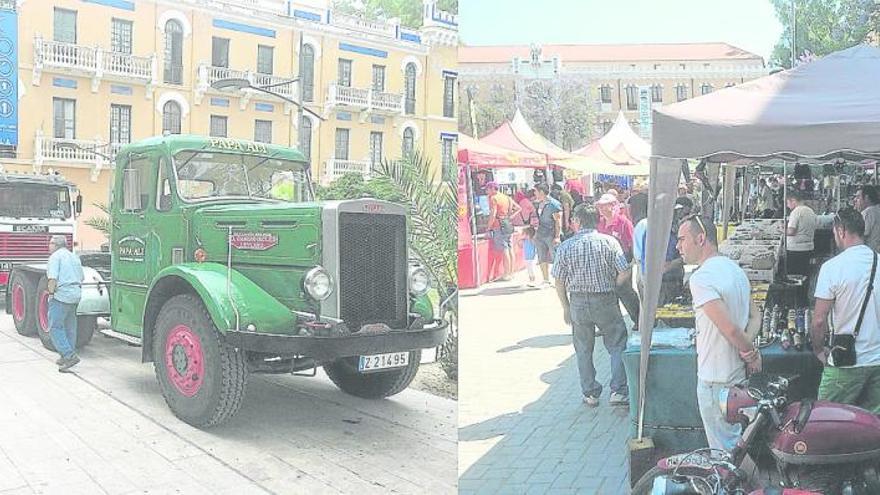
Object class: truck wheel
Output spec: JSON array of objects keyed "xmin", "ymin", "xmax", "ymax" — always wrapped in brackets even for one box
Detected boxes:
[
  {"xmin": 324, "ymin": 350, "xmax": 421, "ymax": 399},
  {"xmin": 75, "ymin": 316, "xmax": 96, "ymax": 348},
  {"xmin": 35, "ymin": 277, "xmax": 56, "ymax": 351},
  {"xmin": 152, "ymin": 294, "xmax": 248, "ymax": 428},
  {"xmin": 9, "ymin": 272, "xmax": 37, "ymax": 336}
]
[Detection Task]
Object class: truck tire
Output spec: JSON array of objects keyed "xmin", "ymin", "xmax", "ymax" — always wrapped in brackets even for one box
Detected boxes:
[
  {"xmin": 324, "ymin": 350, "xmax": 421, "ymax": 399},
  {"xmin": 75, "ymin": 316, "xmax": 96, "ymax": 348},
  {"xmin": 9, "ymin": 271, "xmax": 36, "ymax": 336},
  {"xmin": 34, "ymin": 279, "xmax": 96, "ymax": 351},
  {"xmin": 152, "ymin": 294, "xmax": 248, "ymax": 428},
  {"xmin": 35, "ymin": 277, "xmax": 55, "ymax": 351}
]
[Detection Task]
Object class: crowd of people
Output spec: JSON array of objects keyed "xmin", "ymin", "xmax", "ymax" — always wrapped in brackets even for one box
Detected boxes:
[{"xmin": 486, "ymin": 175, "xmax": 880, "ymax": 452}]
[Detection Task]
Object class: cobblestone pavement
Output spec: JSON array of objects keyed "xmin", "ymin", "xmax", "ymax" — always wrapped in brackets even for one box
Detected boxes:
[
  {"xmin": 0, "ymin": 314, "xmax": 456, "ymax": 495},
  {"xmin": 459, "ymin": 271, "xmax": 632, "ymax": 495}
]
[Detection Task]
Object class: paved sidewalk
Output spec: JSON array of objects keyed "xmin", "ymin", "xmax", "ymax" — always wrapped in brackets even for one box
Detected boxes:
[
  {"xmin": 459, "ymin": 271, "xmax": 632, "ymax": 495},
  {"xmin": 0, "ymin": 314, "xmax": 456, "ymax": 495}
]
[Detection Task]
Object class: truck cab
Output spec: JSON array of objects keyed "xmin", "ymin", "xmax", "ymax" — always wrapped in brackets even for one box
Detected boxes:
[{"xmin": 103, "ymin": 135, "xmax": 446, "ymax": 427}]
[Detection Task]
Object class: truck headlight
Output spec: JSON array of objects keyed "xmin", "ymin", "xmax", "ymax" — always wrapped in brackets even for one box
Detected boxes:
[
  {"xmin": 303, "ymin": 266, "xmax": 334, "ymax": 301},
  {"xmin": 409, "ymin": 266, "xmax": 430, "ymax": 296}
]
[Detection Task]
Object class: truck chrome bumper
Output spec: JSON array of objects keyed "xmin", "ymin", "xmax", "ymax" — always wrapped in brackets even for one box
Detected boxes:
[{"xmin": 221, "ymin": 319, "xmax": 449, "ymax": 361}]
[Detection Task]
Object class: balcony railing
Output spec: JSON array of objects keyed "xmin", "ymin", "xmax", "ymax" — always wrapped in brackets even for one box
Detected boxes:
[
  {"xmin": 323, "ymin": 159, "xmax": 373, "ymax": 183},
  {"xmin": 330, "ymin": 11, "xmax": 397, "ymax": 38},
  {"xmin": 326, "ymin": 84, "xmax": 403, "ymax": 115},
  {"xmin": 197, "ymin": 64, "xmax": 298, "ymax": 105},
  {"xmin": 33, "ymin": 36, "xmax": 157, "ymax": 88},
  {"xmin": 34, "ymin": 131, "xmax": 114, "ymax": 181}
]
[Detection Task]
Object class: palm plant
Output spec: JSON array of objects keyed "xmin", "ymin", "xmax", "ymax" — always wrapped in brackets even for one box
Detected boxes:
[
  {"xmin": 84, "ymin": 202, "xmax": 111, "ymax": 239},
  {"xmin": 374, "ymin": 153, "xmax": 458, "ymax": 381}
]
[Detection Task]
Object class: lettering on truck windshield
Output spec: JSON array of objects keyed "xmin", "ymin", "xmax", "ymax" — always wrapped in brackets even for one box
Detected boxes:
[{"xmin": 0, "ymin": 184, "xmax": 71, "ymax": 219}]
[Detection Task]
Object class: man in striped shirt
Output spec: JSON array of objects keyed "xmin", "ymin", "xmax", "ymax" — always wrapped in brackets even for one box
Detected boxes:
[{"xmin": 553, "ymin": 204, "xmax": 632, "ymax": 407}]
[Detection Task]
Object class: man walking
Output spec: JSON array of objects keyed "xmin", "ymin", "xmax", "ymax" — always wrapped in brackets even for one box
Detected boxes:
[
  {"xmin": 855, "ymin": 185, "xmax": 880, "ymax": 252},
  {"xmin": 552, "ymin": 205, "xmax": 631, "ymax": 407},
  {"xmin": 47, "ymin": 235, "xmax": 84, "ymax": 372},
  {"xmin": 533, "ymin": 183, "xmax": 562, "ymax": 287},
  {"xmin": 677, "ymin": 215, "xmax": 761, "ymax": 451},
  {"xmin": 486, "ymin": 182, "xmax": 521, "ymax": 282},
  {"xmin": 785, "ymin": 189, "xmax": 818, "ymax": 279},
  {"xmin": 597, "ymin": 193, "xmax": 640, "ymax": 330},
  {"xmin": 551, "ymin": 183, "xmax": 574, "ymax": 238},
  {"xmin": 811, "ymin": 209, "xmax": 880, "ymax": 413}
]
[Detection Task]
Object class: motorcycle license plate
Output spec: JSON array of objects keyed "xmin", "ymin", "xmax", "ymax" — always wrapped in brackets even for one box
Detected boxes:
[{"xmin": 358, "ymin": 352, "xmax": 409, "ymax": 373}]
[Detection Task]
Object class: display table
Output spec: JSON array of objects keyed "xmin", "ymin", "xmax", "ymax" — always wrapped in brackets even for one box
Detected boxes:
[
  {"xmin": 458, "ymin": 228, "xmax": 529, "ymax": 289},
  {"xmin": 622, "ymin": 337, "xmax": 823, "ymax": 453}
]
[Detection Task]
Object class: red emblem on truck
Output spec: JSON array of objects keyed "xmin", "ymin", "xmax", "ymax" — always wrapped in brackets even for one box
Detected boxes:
[
  {"xmin": 230, "ymin": 233, "xmax": 278, "ymax": 251},
  {"xmin": 363, "ymin": 203, "xmax": 385, "ymax": 213}
]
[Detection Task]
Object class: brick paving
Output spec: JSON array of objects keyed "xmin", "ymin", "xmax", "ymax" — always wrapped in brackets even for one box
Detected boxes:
[{"xmin": 459, "ymin": 270, "xmax": 632, "ymax": 495}]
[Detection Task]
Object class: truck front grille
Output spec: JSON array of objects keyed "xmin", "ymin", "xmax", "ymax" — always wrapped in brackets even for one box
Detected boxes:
[
  {"xmin": 0, "ymin": 233, "xmax": 73, "ymax": 259},
  {"xmin": 337, "ymin": 212, "xmax": 407, "ymax": 331}
]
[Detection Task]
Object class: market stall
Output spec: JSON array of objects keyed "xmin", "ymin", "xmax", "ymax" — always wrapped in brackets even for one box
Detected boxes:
[
  {"xmin": 629, "ymin": 44, "xmax": 880, "ymax": 475},
  {"xmin": 567, "ymin": 112, "xmax": 651, "ymax": 196},
  {"xmin": 457, "ymin": 134, "xmax": 546, "ymax": 289}
]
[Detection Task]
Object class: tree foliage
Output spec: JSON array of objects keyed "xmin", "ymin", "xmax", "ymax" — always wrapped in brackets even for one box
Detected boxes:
[
  {"xmin": 459, "ymin": 82, "xmax": 515, "ymax": 138},
  {"xmin": 331, "ymin": 0, "xmax": 458, "ymax": 29},
  {"xmin": 519, "ymin": 79, "xmax": 594, "ymax": 151},
  {"xmin": 84, "ymin": 202, "xmax": 111, "ymax": 240},
  {"xmin": 770, "ymin": 0, "xmax": 879, "ymax": 68},
  {"xmin": 315, "ymin": 173, "xmax": 407, "ymax": 203}
]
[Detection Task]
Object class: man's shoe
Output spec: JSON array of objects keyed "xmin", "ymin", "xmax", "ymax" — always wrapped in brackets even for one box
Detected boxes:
[
  {"xmin": 55, "ymin": 356, "xmax": 64, "ymax": 366},
  {"xmin": 610, "ymin": 392, "xmax": 629, "ymax": 406},
  {"xmin": 58, "ymin": 355, "xmax": 80, "ymax": 372},
  {"xmin": 583, "ymin": 394, "xmax": 600, "ymax": 407}
]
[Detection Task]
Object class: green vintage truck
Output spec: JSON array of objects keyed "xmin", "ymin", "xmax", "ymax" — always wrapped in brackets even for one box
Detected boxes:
[{"xmin": 7, "ymin": 134, "xmax": 448, "ymax": 427}]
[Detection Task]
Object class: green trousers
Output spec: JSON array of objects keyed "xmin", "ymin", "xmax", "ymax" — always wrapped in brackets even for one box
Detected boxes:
[{"xmin": 818, "ymin": 364, "xmax": 880, "ymax": 414}]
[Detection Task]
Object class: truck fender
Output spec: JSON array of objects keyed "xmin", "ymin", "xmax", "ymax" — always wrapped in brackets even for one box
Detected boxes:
[{"xmin": 141, "ymin": 263, "xmax": 296, "ymax": 362}]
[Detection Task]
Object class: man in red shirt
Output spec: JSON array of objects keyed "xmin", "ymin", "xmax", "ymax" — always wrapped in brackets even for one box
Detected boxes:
[
  {"xmin": 597, "ymin": 193, "xmax": 640, "ymax": 330},
  {"xmin": 487, "ymin": 182, "xmax": 522, "ymax": 282}
]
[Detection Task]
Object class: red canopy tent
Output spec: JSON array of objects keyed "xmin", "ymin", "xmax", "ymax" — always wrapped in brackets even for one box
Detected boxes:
[{"xmin": 457, "ymin": 134, "xmax": 546, "ymax": 289}]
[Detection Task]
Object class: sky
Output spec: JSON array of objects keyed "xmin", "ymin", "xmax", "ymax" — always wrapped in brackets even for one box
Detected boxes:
[{"xmin": 460, "ymin": 0, "xmax": 785, "ymax": 63}]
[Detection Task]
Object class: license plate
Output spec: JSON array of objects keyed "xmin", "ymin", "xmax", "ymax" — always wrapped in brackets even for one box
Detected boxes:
[{"xmin": 358, "ymin": 352, "xmax": 409, "ymax": 372}]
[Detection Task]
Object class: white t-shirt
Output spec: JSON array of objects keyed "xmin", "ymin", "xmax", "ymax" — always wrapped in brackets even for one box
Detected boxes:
[
  {"xmin": 787, "ymin": 204, "xmax": 817, "ymax": 251},
  {"xmin": 689, "ymin": 255, "xmax": 751, "ymax": 383},
  {"xmin": 814, "ymin": 244, "xmax": 880, "ymax": 367}
]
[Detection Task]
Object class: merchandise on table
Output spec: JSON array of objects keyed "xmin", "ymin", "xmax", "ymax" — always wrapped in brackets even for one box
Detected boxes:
[{"xmin": 720, "ymin": 219, "xmax": 785, "ymax": 283}]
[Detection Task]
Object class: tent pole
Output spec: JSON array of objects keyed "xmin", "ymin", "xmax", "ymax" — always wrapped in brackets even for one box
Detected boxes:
[
  {"xmin": 466, "ymin": 163, "xmax": 480, "ymax": 288},
  {"xmin": 782, "ymin": 161, "xmax": 788, "ymax": 279}
]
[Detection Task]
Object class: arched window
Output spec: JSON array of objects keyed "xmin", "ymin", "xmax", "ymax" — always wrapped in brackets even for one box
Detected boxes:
[
  {"xmin": 301, "ymin": 44, "xmax": 315, "ymax": 102},
  {"xmin": 162, "ymin": 101, "xmax": 181, "ymax": 134},
  {"xmin": 404, "ymin": 63, "xmax": 416, "ymax": 115},
  {"xmin": 402, "ymin": 127, "xmax": 414, "ymax": 157},
  {"xmin": 299, "ymin": 116, "xmax": 312, "ymax": 163},
  {"xmin": 163, "ymin": 20, "xmax": 183, "ymax": 84}
]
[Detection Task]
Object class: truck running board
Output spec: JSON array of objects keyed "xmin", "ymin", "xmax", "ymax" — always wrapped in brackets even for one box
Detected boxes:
[{"xmin": 100, "ymin": 328, "xmax": 142, "ymax": 346}]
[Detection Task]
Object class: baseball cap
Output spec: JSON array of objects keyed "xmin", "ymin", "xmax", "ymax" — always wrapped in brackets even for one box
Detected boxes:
[
  {"xmin": 674, "ymin": 196, "xmax": 694, "ymax": 210},
  {"xmin": 485, "ymin": 181, "xmax": 498, "ymax": 190},
  {"xmin": 596, "ymin": 193, "xmax": 617, "ymax": 205}
]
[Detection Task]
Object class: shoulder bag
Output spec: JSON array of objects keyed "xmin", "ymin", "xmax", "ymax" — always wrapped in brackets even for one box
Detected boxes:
[{"xmin": 829, "ymin": 250, "xmax": 878, "ymax": 367}]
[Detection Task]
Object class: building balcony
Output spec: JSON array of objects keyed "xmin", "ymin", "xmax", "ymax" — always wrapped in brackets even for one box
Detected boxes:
[
  {"xmin": 34, "ymin": 131, "xmax": 113, "ymax": 182},
  {"xmin": 32, "ymin": 35, "xmax": 157, "ymax": 93},
  {"xmin": 325, "ymin": 84, "xmax": 404, "ymax": 120},
  {"xmin": 195, "ymin": 64, "xmax": 299, "ymax": 112},
  {"xmin": 322, "ymin": 158, "xmax": 373, "ymax": 184},
  {"xmin": 329, "ymin": 11, "xmax": 398, "ymax": 38}
]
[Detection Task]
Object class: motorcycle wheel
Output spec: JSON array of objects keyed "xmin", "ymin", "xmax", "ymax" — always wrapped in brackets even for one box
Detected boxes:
[{"xmin": 632, "ymin": 465, "xmax": 752, "ymax": 495}]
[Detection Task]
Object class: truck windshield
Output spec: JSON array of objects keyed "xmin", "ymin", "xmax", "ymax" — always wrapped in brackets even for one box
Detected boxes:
[
  {"xmin": 173, "ymin": 151, "xmax": 312, "ymax": 202},
  {"xmin": 0, "ymin": 183, "xmax": 71, "ymax": 219}
]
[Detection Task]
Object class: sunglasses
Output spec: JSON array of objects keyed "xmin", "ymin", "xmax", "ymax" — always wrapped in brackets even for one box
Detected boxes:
[{"xmin": 682, "ymin": 213, "xmax": 707, "ymax": 236}]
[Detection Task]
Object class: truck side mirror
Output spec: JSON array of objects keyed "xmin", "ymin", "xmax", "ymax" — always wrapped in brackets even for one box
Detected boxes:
[
  {"xmin": 75, "ymin": 194, "xmax": 83, "ymax": 214},
  {"xmin": 123, "ymin": 168, "xmax": 141, "ymax": 211}
]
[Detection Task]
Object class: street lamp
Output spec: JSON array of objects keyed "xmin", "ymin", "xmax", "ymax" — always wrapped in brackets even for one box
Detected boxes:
[{"xmin": 55, "ymin": 141, "xmax": 114, "ymax": 162}]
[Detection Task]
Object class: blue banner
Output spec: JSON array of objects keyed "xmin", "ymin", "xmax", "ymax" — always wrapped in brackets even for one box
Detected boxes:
[{"xmin": 0, "ymin": 9, "xmax": 17, "ymax": 146}]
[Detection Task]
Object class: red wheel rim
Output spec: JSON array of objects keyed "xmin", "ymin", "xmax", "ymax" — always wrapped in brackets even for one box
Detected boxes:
[
  {"xmin": 11, "ymin": 283, "xmax": 24, "ymax": 322},
  {"xmin": 164, "ymin": 324, "xmax": 205, "ymax": 397},
  {"xmin": 38, "ymin": 290, "xmax": 49, "ymax": 333}
]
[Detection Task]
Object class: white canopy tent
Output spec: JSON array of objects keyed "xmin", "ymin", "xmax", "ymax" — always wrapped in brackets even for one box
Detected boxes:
[{"xmin": 637, "ymin": 45, "xmax": 880, "ymax": 442}]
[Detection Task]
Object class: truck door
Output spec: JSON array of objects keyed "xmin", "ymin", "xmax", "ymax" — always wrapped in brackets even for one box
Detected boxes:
[{"xmin": 110, "ymin": 151, "xmax": 154, "ymax": 337}]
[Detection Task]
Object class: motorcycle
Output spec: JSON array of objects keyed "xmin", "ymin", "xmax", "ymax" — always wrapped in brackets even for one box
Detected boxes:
[{"xmin": 632, "ymin": 374, "xmax": 880, "ymax": 494}]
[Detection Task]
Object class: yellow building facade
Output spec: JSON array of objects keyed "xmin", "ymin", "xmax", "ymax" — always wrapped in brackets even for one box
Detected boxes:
[{"xmin": 3, "ymin": 0, "xmax": 458, "ymax": 249}]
